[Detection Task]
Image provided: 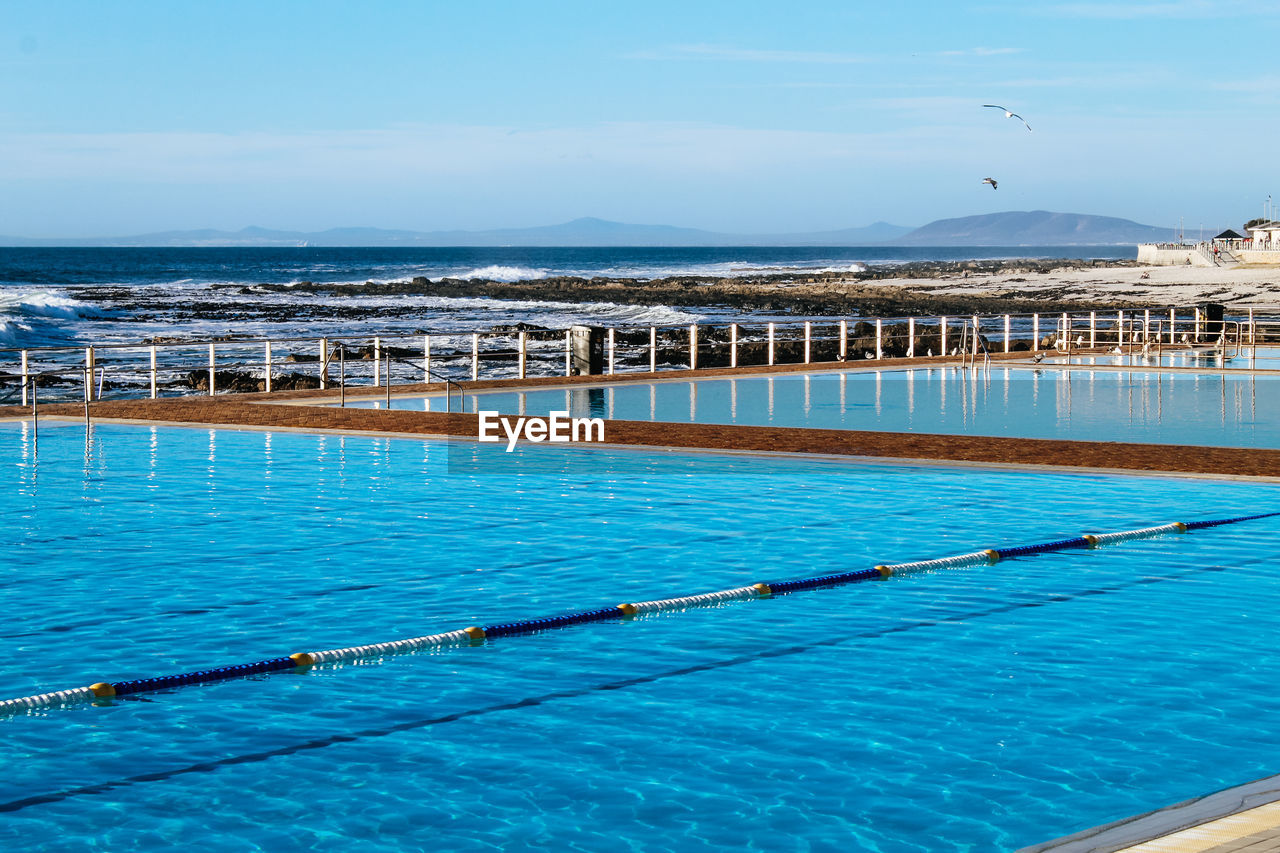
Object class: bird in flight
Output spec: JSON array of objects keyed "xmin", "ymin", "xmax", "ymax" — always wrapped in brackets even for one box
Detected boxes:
[
  {"xmin": 982, "ymin": 177, "xmax": 998, "ymax": 190},
  {"xmin": 983, "ymin": 104, "xmax": 1032, "ymax": 131}
]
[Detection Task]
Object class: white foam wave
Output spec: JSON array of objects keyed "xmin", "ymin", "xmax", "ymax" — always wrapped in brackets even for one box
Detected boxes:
[
  {"xmin": 459, "ymin": 266, "xmax": 549, "ymax": 282},
  {"xmin": 0, "ymin": 291, "xmax": 99, "ymax": 320}
]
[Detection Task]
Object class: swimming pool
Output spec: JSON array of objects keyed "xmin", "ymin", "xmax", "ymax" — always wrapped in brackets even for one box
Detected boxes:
[
  {"xmin": 1050, "ymin": 344, "xmax": 1280, "ymax": 371},
  {"xmin": 4, "ymin": 421, "xmax": 1280, "ymax": 851},
  {"xmin": 348, "ymin": 365, "xmax": 1280, "ymax": 449}
]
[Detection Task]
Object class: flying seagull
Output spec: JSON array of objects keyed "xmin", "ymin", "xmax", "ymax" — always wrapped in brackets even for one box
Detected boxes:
[
  {"xmin": 983, "ymin": 104, "xmax": 1032, "ymax": 132},
  {"xmin": 982, "ymin": 177, "xmax": 998, "ymax": 190}
]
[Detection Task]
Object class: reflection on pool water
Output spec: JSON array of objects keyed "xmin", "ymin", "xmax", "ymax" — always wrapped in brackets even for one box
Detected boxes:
[
  {"xmin": 355, "ymin": 366, "xmax": 1278, "ymax": 448},
  {"xmin": 1050, "ymin": 344, "xmax": 1280, "ymax": 371},
  {"xmin": 4, "ymin": 421, "xmax": 1280, "ymax": 851}
]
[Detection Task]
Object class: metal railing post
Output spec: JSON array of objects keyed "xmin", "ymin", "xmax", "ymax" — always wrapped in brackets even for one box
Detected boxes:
[
  {"xmin": 768, "ymin": 323, "xmax": 776, "ymax": 366},
  {"xmin": 1195, "ymin": 307, "xmax": 1202, "ymax": 342},
  {"xmin": 1169, "ymin": 309, "xmax": 1176, "ymax": 345},
  {"xmin": 875, "ymin": 318, "xmax": 883, "ymax": 360},
  {"xmin": 1032, "ymin": 314, "xmax": 1039, "ymax": 352},
  {"xmin": 374, "ymin": 336, "xmax": 382, "ymax": 387},
  {"xmin": 841, "ymin": 319, "xmax": 849, "ymax": 360},
  {"xmin": 940, "ymin": 316, "xmax": 947, "ymax": 356},
  {"xmin": 265, "ymin": 341, "xmax": 273, "ymax": 393},
  {"xmin": 804, "ymin": 321, "xmax": 811, "ymax": 364},
  {"xmin": 340, "ymin": 346, "xmax": 346, "ymax": 407},
  {"xmin": 519, "ymin": 331, "xmax": 528, "ymax": 379},
  {"xmin": 319, "ymin": 337, "xmax": 328, "ymax": 390},
  {"xmin": 1089, "ymin": 311, "xmax": 1097, "ymax": 348},
  {"xmin": 649, "ymin": 326, "xmax": 656, "ymax": 372},
  {"xmin": 1116, "ymin": 311, "xmax": 1124, "ymax": 347},
  {"xmin": 689, "ymin": 324, "xmax": 698, "ymax": 370},
  {"xmin": 208, "ymin": 343, "xmax": 215, "ymax": 396},
  {"xmin": 906, "ymin": 318, "xmax": 913, "ymax": 358},
  {"xmin": 1003, "ymin": 314, "xmax": 1011, "ymax": 353},
  {"xmin": 608, "ymin": 328, "xmax": 615, "ymax": 375},
  {"xmin": 85, "ymin": 346, "xmax": 96, "ymax": 402},
  {"xmin": 424, "ymin": 334, "xmax": 431, "ymax": 383},
  {"xmin": 730, "ymin": 323, "xmax": 738, "ymax": 368},
  {"xmin": 150, "ymin": 345, "xmax": 158, "ymax": 399},
  {"xmin": 472, "ymin": 333, "xmax": 479, "ymax": 381},
  {"xmin": 20, "ymin": 350, "xmax": 28, "ymax": 407},
  {"xmin": 1061, "ymin": 312, "xmax": 1069, "ymax": 352},
  {"xmin": 565, "ymin": 330, "xmax": 572, "ymax": 376}
]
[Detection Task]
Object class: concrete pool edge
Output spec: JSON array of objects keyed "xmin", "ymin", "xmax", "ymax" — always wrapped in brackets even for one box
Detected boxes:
[
  {"xmin": 1019, "ymin": 773, "xmax": 1280, "ymax": 852},
  {"xmin": 6, "ymin": 395, "xmax": 1280, "ymax": 479}
]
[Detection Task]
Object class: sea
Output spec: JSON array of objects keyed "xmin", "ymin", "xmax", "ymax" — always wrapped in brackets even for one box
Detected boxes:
[{"xmin": 0, "ymin": 245, "xmax": 1135, "ymax": 352}]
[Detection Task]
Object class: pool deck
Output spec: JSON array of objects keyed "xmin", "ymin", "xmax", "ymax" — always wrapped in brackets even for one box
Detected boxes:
[
  {"xmin": 1021, "ymin": 773, "xmax": 1280, "ymax": 852},
  {"xmin": 3, "ymin": 354, "xmax": 1279, "ymax": 479}
]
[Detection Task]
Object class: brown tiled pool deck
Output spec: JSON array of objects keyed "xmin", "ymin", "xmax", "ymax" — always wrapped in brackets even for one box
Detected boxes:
[{"xmin": 4, "ymin": 358, "xmax": 1279, "ymax": 478}]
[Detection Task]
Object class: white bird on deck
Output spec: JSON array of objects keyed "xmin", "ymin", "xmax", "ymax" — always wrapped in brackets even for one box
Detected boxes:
[
  {"xmin": 982, "ymin": 177, "xmax": 998, "ymax": 190},
  {"xmin": 1031, "ymin": 352, "xmax": 1045, "ymax": 363},
  {"xmin": 983, "ymin": 104, "xmax": 1032, "ymax": 131}
]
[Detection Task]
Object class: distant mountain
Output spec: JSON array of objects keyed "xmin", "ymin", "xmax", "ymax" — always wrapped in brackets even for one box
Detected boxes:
[
  {"xmin": 0, "ymin": 212, "xmax": 1171, "ymax": 247},
  {"xmin": 0, "ymin": 217, "xmax": 916, "ymax": 248},
  {"xmin": 893, "ymin": 210, "xmax": 1172, "ymax": 246}
]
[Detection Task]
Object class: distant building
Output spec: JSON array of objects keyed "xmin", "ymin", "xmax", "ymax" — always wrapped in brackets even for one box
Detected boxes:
[{"xmin": 1245, "ymin": 221, "xmax": 1280, "ymax": 250}]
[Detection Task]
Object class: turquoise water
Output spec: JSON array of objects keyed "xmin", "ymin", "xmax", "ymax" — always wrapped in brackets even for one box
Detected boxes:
[
  {"xmin": 4, "ymin": 422, "xmax": 1280, "ymax": 851},
  {"xmin": 1053, "ymin": 346, "xmax": 1280, "ymax": 371},
  {"xmin": 357, "ymin": 366, "xmax": 1278, "ymax": 448}
]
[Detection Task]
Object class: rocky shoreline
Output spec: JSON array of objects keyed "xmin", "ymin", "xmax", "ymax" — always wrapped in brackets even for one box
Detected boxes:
[{"xmin": 227, "ymin": 258, "xmax": 1144, "ymax": 317}]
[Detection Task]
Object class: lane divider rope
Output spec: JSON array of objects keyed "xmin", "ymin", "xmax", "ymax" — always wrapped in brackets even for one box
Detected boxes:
[{"xmin": 3, "ymin": 511, "xmax": 1275, "ymax": 716}]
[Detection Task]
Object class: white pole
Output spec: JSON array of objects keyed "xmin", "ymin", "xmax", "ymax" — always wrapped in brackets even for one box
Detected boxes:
[
  {"xmin": 1194, "ymin": 307, "xmax": 1202, "ymax": 342},
  {"xmin": 519, "ymin": 331, "xmax": 527, "ymax": 379},
  {"xmin": 1169, "ymin": 309, "xmax": 1176, "ymax": 345},
  {"xmin": 906, "ymin": 318, "xmax": 914, "ymax": 358},
  {"xmin": 608, "ymin": 328, "xmax": 615, "ymax": 376},
  {"xmin": 768, "ymin": 322, "xmax": 776, "ymax": 366},
  {"xmin": 875, "ymin": 318, "xmax": 883, "ymax": 360},
  {"xmin": 1003, "ymin": 315, "xmax": 1010, "ymax": 353},
  {"xmin": 207, "ymin": 343, "xmax": 215, "ymax": 397},
  {"xmin": 20, "ymin": 350, "xmax": 29, "ymax": 406},
  {"xmin": 424, "ymin": 335, "xmax": 431, "ymax": 382},
  {"xmin": 1089, "ymin": 311, "xmax": 1097, "ymax": 348},
  {"xmin": 265, "ymin": 341, "xmax": 272, "ymax": 393},
  {"xmin": 649, "ymin": 326, "xmax": 657, "ymax": 372},
  {"xmin": 319, "ymin": 337, "xmax": 328, "ymax": 389},
  {"xmin": 472, "ymin": 333, "xmax": 479, "ymax": 381},
  {"xmin": 730, "ymin": 323, "xmax": 738, "ymax": 368},
  {"xmin": 689, "ymin": 324, "xmax": 698, "ymax": 370},
  {"xmin": 150, "ymin": 345, "xmax": 157, "ymax": 399},
  {"xmin": 940, "ymin": 316, "xmax": 947, "ymax": 356},
  {"xmin": 804, "ymin": 321, "xmax": 812, "ymax": 364},
  {"xmin": 1032, "ymin": 314, "xmax": 1039, "ymax": 352},
  {"xmin": 565, "ymin": 330, "xmax": 572, "ymax": 376},
  {"xmin": 1143, "ymin": 309, "xmax": 1150, "ymax": 342},
  {"xmin": 1250, "ymin": 307, "xmax": 1256, "ymax": 345},
  {"xmin": 1116, "ymin": 311, "xmax": 1124, "ymax": 347},
  {"xmin": 85, "ymin": 346, "xmax": 96, "ymax": 402},
  {"xmin": 374, "ymin": 336, "xmax": 381, "ymax": 387},
  {"xmin": 841, "ymin": 319, "xmax": 849, "ymax": 360}
]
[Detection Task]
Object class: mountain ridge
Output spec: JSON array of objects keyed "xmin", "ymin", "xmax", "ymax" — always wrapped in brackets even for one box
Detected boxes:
[{"xmin": 0, "ymin": 212, "xmax": 1174, "ymax": 247}]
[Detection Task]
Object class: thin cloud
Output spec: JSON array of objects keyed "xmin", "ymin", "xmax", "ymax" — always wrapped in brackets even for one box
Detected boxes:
[
  {"xmin": 1041, "ymin": 1, "xmax": 1269, "ymax": 18},
  {"xmin": 937, "ymin": 47, "xmax": 1027, "ymax": 57},
  {"xmin": 627, "ymin": 43, "xmax": 868, "ymax": 64}
]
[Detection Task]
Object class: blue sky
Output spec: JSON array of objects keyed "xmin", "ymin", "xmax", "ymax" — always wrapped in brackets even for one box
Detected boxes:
[{"xmin": 1, "ymin": 0, "xmax": 1277, "ymax": 237}]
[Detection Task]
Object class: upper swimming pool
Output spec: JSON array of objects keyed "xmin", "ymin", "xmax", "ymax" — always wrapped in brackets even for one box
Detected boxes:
[
  {"xmin": 4, "ymin": 421, "xmax": 1280, "ymax": 851},
  {"xmin": 348, "ymin": 365, "xmax": 1280, "ymax": 448}
]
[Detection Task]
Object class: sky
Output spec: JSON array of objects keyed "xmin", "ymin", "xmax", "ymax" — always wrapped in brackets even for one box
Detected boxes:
[{"xmin": 1, "ymin": 0, "xmax": 1277, "ymax": 238}]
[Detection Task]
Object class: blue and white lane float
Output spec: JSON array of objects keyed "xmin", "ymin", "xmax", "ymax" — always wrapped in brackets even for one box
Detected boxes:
[{"xmin": 2, "ymin": 512, "xmax": 1275, "ymax": 716}]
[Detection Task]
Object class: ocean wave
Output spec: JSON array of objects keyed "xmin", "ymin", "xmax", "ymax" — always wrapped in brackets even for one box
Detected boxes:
[
  {"xmin": 0, "ymin": 291, "xmax": 100, "ymax": 320},
  {"xmin": 458, "ymin": 265, "xmax": 549, "ymax": 282}
]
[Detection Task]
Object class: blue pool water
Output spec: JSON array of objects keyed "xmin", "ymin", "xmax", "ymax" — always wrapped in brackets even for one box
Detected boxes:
[
  {"xmin": 354, "ymin": 365, "xmax": 1279, "ymax": 448},
  {"xmin": 1051, "ymin": 344, "xmax": 1280, "ymax": 371},
  {"xmin": 4, "ymin": 421, "xmax": 1280, "ymax": 851}
]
